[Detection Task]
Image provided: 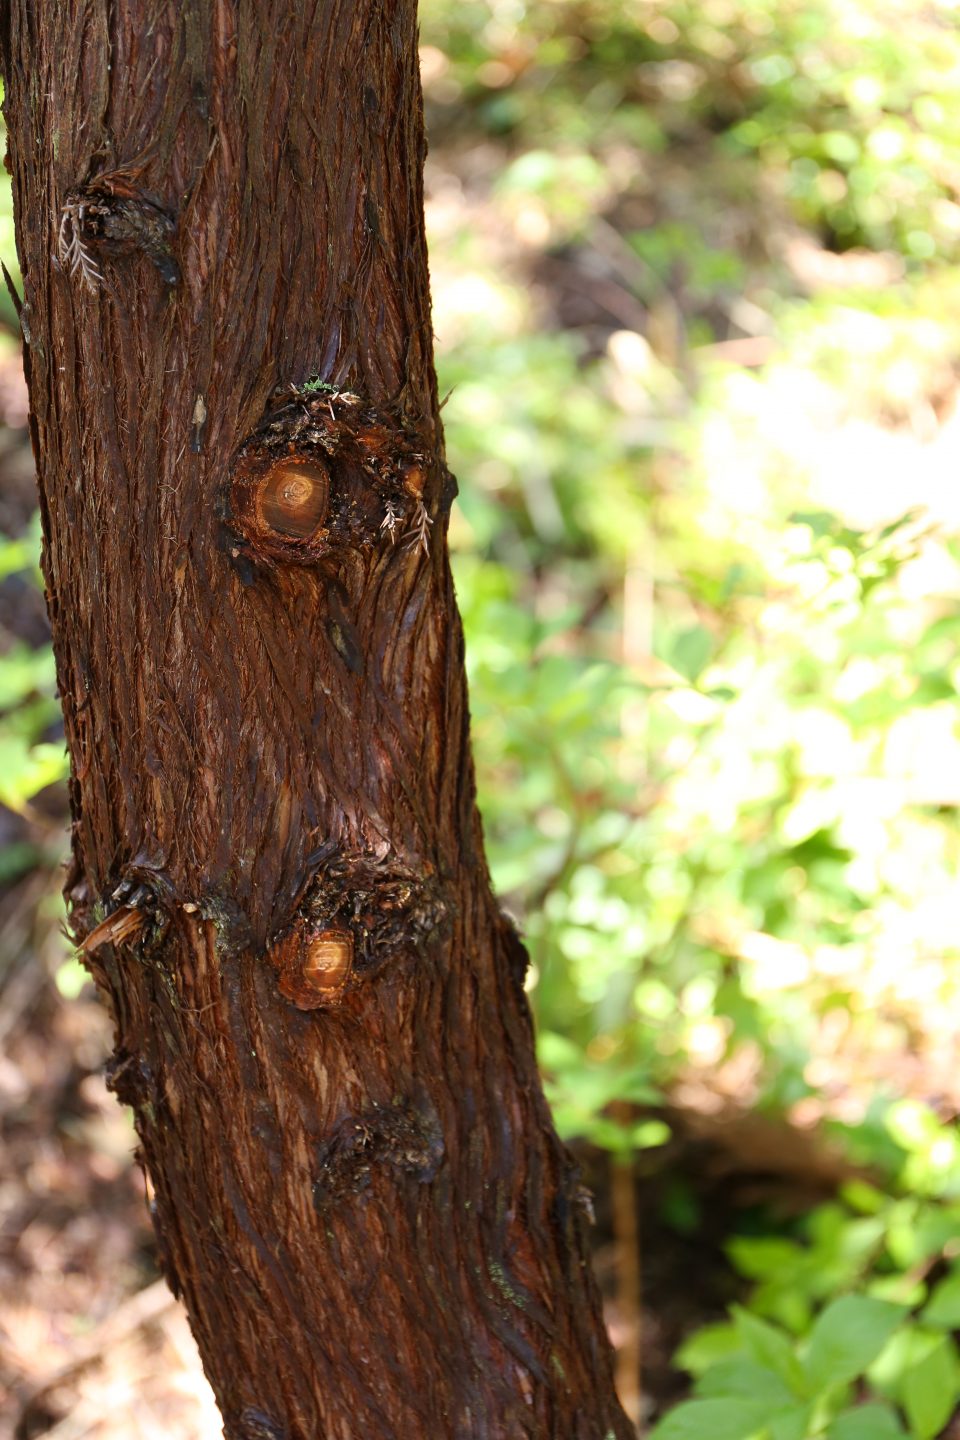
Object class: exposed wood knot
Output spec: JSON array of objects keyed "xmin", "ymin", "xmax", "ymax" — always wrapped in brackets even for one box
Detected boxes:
[
  {"xmin": 304, "ymin": 929, "xmax": 353, "ymax": 993},
  {"xmin": 223, "ymin": 386, "xmax": 450, "ymax": 570},
  {"xmin": 266, "ymin": 853, "xmax": 449, "ymax": 1008},
  {"xmin": 255, "ymin": 459, "xmax": 329, "ymax": 540},
  {"xmin": 268, "ymin": 921, "xmax": 353, "ymax": 1010},
  {"xmin": 313, "ymin": 1098, "xmax": 444, "ymax": 1210},
  {"xmin": 228, "ymin": 451, "xmax": 332, "ymax": 563}
]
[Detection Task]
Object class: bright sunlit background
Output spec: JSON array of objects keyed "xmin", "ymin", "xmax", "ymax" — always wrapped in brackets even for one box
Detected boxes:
[{"xmin": 2, "ymin": 2, "xmax": 960, "ymax": 1436}]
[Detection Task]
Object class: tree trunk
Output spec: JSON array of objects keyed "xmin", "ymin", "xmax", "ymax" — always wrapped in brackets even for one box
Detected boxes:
[{"xmin": 2, "ymin": 4, "xmax": 633, "ymax": 1436}]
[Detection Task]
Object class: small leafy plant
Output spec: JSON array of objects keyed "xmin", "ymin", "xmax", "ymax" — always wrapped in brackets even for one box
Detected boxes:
[{"xmin": 655, "ymin": 1105, "xmax": 960, "ymax": 1439}]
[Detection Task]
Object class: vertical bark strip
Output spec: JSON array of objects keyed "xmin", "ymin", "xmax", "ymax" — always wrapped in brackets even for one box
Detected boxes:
[{"xmin": 3, "ymin": 4, "xmax": 633, "ymax": 1436}]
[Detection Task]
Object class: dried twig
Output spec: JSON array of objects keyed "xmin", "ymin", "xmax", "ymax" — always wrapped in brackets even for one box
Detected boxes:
[
  {"xmin": 380, "ymin": 499, "xmax": 401, "ymax": 544},
  {"xmin": 404, "ymin": 497, "xmax": 432, "ymax": 556},
  {"xmin": 57, "ymin": 202, "xmax": 103, "ymax": 292}
]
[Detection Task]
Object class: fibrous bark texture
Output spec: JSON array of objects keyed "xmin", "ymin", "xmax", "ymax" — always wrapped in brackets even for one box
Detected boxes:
[{"xmin": 2, "ymin": 4, "xmax": 633, "ymax": 1437}]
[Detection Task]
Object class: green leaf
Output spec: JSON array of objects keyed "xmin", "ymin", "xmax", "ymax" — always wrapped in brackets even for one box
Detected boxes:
[
  {"xmin": 839, "ymin": 1181, "xmax": 887, "ymax": 1216},
  {"xmin": 675, "ymin": 1323, "xmax": 743, "ymax": 1377},
  {"xmin": 0, "ymin": 737, "xmax": 68, "ymax": 813},
  {"xmin": 803, "ymin": 1297, "xmax": 905, "ymax": 1392},
  {"xmin": 770, "ymin": 1405, "xmax": 815, "ymax": 1440},
  {"xmin": 0, "ymin": 530, "xmax": 38, "ymax": 581},
  {"xmin": 868, "ymin": 1325, "xmax": 917, "ymax": 1395},
  {"xmin": 695, "ymin": 1359, "xmax": 794, "ymax": 1407},
  {"xmin": 0, "ymin": 644, "xmax": 57, "ymax": 708},
  {"xmin": 922, "ymin": 1271, "xmax": 960, "ymax": 1330},
  {"xmin": 631, "ymin": 1119, "xmax": 671, "ymax": 1148},
  {"xmin": 647, "ymin": 1399, "xmax": 770, "ymax": 1440},
  {"xmin": 728, "ymin": 1237, "xmax": 804, "ymax": 1283},
  {"xmin": 55, "ymin": 958, "xmax": 91, "ymax": 1000},
  {"xmin": 733, "ymin": 1307, "xmax": 806, "ymax": 1394},
  {"xmin": 867, "ymin": 1274, "xmax": 927, "ymax": 1308},
  {"xmin": 826, "ymin": 1402, "xmax": 907, "ymax": 1440},
  {"xmin": 901, "ymin": 1333, "xmax": 959, "ymax": 1440},
  {"xmin": 790, "ymin": 509, "xmax": 842, "ymax": 539},
  {"xmin": 888, "ymin": 1203, "xmax": 960, "ymax": 1269},
  {"xmin": 667, "ymin": 624, "xmax": 713, "ymax": 683}
]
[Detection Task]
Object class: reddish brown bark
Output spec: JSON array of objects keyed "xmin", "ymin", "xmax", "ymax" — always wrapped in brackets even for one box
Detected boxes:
[{"xmin": 2, "ymin": 4, "xmax": 634, "ymax": 1436}]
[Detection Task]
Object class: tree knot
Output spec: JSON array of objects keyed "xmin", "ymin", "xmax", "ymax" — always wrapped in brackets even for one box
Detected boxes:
[
  {"xmin": 265, "ymin": 847, "xmax": 451, "ymax": 1010},
  {"xmin": 313, "ymin": 1097, "xmax": 444, "ymax": 1210},
  {"xmin": 58, "ymin": 167, "xmax": 179, "ymax": 289},
  {"xmin": 224, "ymin": 387, "xmax": 450, "ymax": 569},
  {"xmin": 267, "ymin": 923, "xmax": 354, "ymax": 1011}
]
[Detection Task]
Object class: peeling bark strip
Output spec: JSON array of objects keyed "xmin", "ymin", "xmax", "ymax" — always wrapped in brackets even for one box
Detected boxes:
[{"xmin": 2, "ymin": 4, "xmax": 633, "ymax": 1438}]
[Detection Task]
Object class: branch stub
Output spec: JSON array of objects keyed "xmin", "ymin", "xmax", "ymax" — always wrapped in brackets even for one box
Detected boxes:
[
  {"xmin": 255, "ymin": 460, "xmax": 329, "ymax": 540},
  {"xmin": 269, "ymin": 922, "xmax": 354, "ymax": 1010}
]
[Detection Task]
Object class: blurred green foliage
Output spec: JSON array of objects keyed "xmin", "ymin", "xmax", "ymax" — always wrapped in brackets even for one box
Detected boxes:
[
  {"xmin": 426, "ymin": 0, "xmax": 960, "ymax": 256},
  {"xmin": 0, "ymin": 518, "xmax": 66, "ymax": 826},
  {"xmin": 422, "ymin": 0, "xmax": 960, "ymax": 1133},
  {"xmin": 417, "ymin": 0, "xmax": 960, "ymax": 1428},
  {"xmin": 2, "ymin": 0, "xmax": 960, "ymax": 1427}
]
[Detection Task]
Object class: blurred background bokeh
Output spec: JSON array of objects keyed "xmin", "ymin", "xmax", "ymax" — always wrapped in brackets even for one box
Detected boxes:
[{"xmin": 3, "ymin": 1, "xmax": 960, "ymax": 1435}]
